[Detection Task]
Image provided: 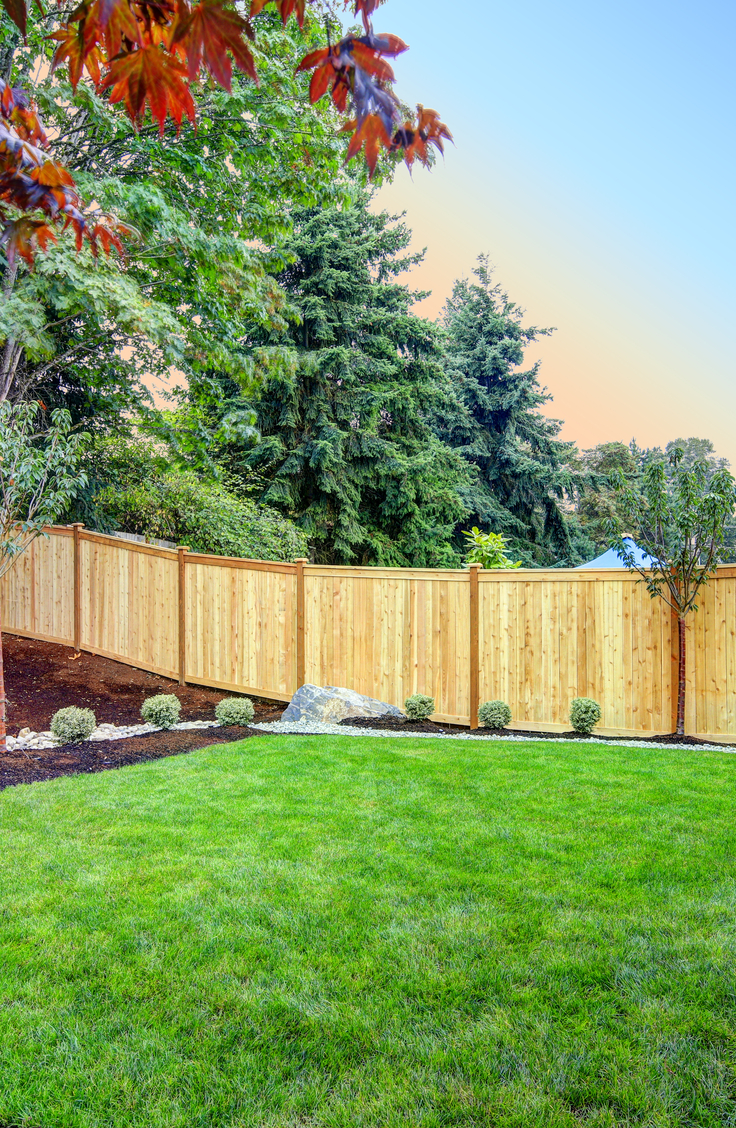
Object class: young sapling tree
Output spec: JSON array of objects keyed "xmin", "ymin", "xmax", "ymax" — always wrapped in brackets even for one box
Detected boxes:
[
  {"xmin": 607, "ymin": 448, "xmax": 736, "ymax": 736},
  {"xmin": 0, "ymin": 402, "xmax": 88, "ymax": 752}
]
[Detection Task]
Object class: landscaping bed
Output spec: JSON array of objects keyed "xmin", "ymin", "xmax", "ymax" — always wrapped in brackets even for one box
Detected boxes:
[
  {"xmin": 339, "ymin": 712, "xmax": 735, "ymax": 749},
  {"xmin": 3, "ymin": 633, "xmax": 284, "ymax": 734},
  {"xmin": 0, "ymin": 724, "xmax": 269, "ymax": 790}
]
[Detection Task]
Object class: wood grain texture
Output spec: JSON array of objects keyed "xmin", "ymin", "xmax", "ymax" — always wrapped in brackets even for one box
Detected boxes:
[{"xmin": 4, "ymin": 529, "xmax": 736, "ymax": 736}]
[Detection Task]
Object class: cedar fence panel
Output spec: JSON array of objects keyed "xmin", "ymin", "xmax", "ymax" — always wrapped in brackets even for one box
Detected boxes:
[{"xmin": 2, "ymin": 526, "xmax": 736, "ymax": 739}]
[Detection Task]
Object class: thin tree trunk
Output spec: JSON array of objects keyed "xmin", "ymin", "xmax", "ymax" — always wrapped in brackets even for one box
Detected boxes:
[
  {"xmin": 0, "ymin": 628, "xmax": 6, "ymax": 754},
  {"xmin": 677, "ymin": 615, "xmax": 687, "ymax": 737}
]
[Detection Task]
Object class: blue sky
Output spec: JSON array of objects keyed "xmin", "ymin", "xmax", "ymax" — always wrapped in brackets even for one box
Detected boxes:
[{"xmin": 373, "ymin": 0, "xmax": 736, "ymax": 461}]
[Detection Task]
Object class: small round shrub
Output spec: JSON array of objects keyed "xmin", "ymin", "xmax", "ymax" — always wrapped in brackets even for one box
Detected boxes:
[
  {"xmin": 404, "ymin": 693, "xmax": 435, "ymax": 721},
  {"xmin": 215, "ymin": 697, "xmax": 255, "ymax": 726},
  {"xmin": 50, "ymin": 706, "xmax": 97, "ymax": 744},
  {"xmin": 569, "ymin": 697, "xmax": 602, "ymax": 734},
  {"xmin": 141, "ymin": 694, "xmax": 181, "ymax": 729},
  {"xmin": 478, "ymin": 700, "xmax": 512, "ymax": 729}
]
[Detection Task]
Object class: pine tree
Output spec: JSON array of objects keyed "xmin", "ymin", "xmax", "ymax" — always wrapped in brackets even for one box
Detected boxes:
[
  {"xmin": 441, "ymin": 257, "xmax": 583, "ymax": 566},
  {"xmin": 244, "ymin": 201, "xmax": 472, "ymax": 566}
]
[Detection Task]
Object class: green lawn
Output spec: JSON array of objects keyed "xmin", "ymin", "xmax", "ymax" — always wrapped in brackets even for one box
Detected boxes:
[{"xmin": 2, "ymin": 735, "xmax": 736, "ymax": 1127}]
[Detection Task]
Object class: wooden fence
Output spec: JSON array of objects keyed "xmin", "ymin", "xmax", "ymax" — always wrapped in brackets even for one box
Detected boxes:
[{"xmin": 3, "ymin": 525, "xmax": 736, "ymax": 740}]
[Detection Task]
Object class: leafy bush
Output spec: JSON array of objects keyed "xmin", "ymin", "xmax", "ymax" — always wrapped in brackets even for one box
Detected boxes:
[
  {"xmin": 478, "ymin": 700, "xmax": 512, "ymax": 728},
  {"xmin": 66, "ymin": 435, "xmax": 308, "ymax": 563},
  {"xmin": 141, "ymin": 694, "xmax": 181, "ymax": 729},
  {"xmin": 463, "ymin": 528, "xmax": 521, "ymax": 569},
  {"xmin": 215, "ymin": 697, "xmax": 255, "ymax": 726},
  {"xmin": 50, "ymin": 707, "xmax": 97, "ymax": 744},
  {"xmin": 404, "ymin": 694, "xmax": 435, "ymax": 721},
  {"xmin": 569, "ymin": 697, "xmax": 602, "ymax": 734}
]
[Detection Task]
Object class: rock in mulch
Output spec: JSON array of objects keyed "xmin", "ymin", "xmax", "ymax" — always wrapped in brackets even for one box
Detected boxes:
[{"xmin": 282, "ymin": 684, "xmax": 403, "ymax": 724}]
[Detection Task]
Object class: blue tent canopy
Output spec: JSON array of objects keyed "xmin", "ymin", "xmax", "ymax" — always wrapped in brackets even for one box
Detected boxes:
[{"xmin": 576, "ymin": 536, "xmax": 657, "ymax": 570}]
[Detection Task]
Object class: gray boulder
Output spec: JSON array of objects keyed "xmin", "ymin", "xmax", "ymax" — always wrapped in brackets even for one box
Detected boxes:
[{"xmin": 281, "ymin": 684, "xmax": 403, "ymax": 724}]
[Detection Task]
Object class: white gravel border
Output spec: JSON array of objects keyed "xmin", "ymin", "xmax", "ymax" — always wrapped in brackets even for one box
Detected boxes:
[
  {"xmin": 8, "ymin": 719, "xmax": 220, "ymax": 752},
  {"xmin": 250, "ymin": 720, "xmax": 734, "ymax": 754},
  {"xmin": 10, "ymin": 718, "xmax": 731, "ymax": 756}
]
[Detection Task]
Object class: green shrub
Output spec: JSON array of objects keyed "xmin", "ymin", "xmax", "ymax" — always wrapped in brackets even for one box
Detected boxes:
[
  {"xmin": 141, "ymin": 694, "xmax": 181, "ymax": 729},
  {"xmin": 65, "ymin": 435, "xmax": 309, "ymax": 563},
  {"xmin": 463, "ymin": 528, "xmax": 522, "ymax": 569},
  {"xmin": 404, "ymin": 694, "xmax": 435, "ymax": 721},
  {"xmin": 215, "ymin": 697, "xmax": 255, "ymax": 726},
  {"xmin": 570, "ymin": 697, "xmax": 602, "ymax": 734},
  {"xmin": 50, "ymin": 707, "xmax": 97, "ymax": 744},
  {"xmin": 478, "ymin": 700, "xmax": 512, "ymax": 728}
]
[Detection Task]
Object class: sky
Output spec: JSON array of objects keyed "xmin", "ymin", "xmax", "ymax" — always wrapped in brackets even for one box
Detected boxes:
[{"xmin": 371, "ymin": 0, "xmax": 736, "ymax": 463}]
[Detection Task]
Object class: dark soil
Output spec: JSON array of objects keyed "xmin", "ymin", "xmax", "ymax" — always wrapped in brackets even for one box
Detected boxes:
[
  {"xmin": 339, "ymin": 714, "xmax": 463, "ymax": 734},
  {"xmin": 0, "ymin": 633, "xmax": 284, "ymax": 791},
  {"xmin": 1, "ymin": 724, "xmax": 269, "ymax": 790},
  {"xmin": 339, "ymin": 714, "xmax": 735, "ymax": 750},
  {"xmin": 3, "ymin": 633, "xmax": 284, "ymax": 734}
]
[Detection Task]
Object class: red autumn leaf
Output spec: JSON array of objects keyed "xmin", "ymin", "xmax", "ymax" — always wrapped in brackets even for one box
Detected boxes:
[
  {"xmin": 296, "ymin": 45, "xmax": 329, "ymax": 73},
  {"xmin": 350, "ymin": 0, "xmax": 382, "ymax": 32},
  {"xmin": 50, "ymin": 18, "xmax": 105, "ymax": 90},
  {"xmin": 349, "ymin": 41, "xmax": 395, "ymax": 83},
  {"xmin": 250, "ymin": 0, "xmax": 305, "ymax": 26},
  {"xmin": 174, "ymin": 0, "xmax": 257, "ymax": 88},
  {"xmin": 102, "ymin": 44, "xmax": 196, "ymax": 133},
  {"xmin": 343, "ymin": 112, "xmax": 390, "ymax": 177},
  {"xmin": 393, "ymin": 104, "xmax": 453, "ymax": 170},
  {"xmin": 0, "ymin": 217, "xmax": 57, "ymax": 266},
  {"xmin": 368, "ymin": 33, "xmax": 408, "ymax": 57},
  {"xmin": 30, "ymin": 161, "xmax": 76, "ymax": 188},
  {"xmin": 1, "ymin": 0, "xmax": 26, "ymax": 38}
]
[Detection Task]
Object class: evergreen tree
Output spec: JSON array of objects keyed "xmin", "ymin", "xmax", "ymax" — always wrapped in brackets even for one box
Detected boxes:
[
  {"xmin": 243, "ymin": 201, "xmax": 472, "ymax": 567},
  {"xmin": 441, "ymin": 257, "xmax": 584, "ymax": 566}
]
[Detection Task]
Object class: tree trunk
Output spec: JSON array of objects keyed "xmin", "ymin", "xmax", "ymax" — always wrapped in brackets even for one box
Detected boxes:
[
  {"xmin": 0, "ymin": 628, "xmax": 6, "ymax": 754},
  {"xmin": 677, "ymin": 615, "xmax": 687, "ymax": 737}
]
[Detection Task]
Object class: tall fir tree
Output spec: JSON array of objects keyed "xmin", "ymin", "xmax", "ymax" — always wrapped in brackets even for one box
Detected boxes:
[
  {"xmin": 243, "ymin": 201, "xmax": 473, "ymax": 566},
  {"xmin": 441, "ymin": 257, "xmax": 584, "ymax": 566}
]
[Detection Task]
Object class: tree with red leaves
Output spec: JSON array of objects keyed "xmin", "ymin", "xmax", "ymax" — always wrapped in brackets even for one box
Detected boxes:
[{"xmin": 1, "ymin": 0, "xmax": 450, "ymax": 265}]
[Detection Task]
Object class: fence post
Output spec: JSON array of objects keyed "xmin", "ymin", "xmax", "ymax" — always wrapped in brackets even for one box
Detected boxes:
[
  {"xmin": 177, "ymin": 546, "xmax": 189, "ymax": 686},
  {"xmin": 295, "ymin": 558, "xmax": 308, "ymax": 691},
  {"xmin": 71, "ymin": 523, "xmax": 84, "ymax": 652},
  {"xmin": 469, "ymin": 563, "xmax": 481, "ymax": 729}
]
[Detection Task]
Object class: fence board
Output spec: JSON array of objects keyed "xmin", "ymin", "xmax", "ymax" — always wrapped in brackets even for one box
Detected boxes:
[{"xmin": 3, "ymin": 527, "xmax": 736, "ymax": 737}]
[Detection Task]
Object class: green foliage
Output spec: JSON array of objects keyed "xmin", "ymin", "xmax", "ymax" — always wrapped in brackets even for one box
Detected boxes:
[
  {"xmin": 572, "ymin": 437, "xmax": 736, "ymax": 560},
  {"xmin": 3, "ymin": 736, "xmax": 736, "ymax": 1125},
  {"xmin": 140, "ymin": 695, "xmax": 181, "ymax": 729},
  {"xmin": 441, "ymin": 257, "xmax": 584, "ymax": 567},
  {"xmin": 404, "ymin": 694, "xmax": 435, "ymax": 721},
  {"xmin": 233, "ymin": 199, "xmax": 473, "ymax": 566},
  {"xmin": 463, "ymin": 528, "xmax": 521, "ymax": 569},
  {"xmin": 0, "ymin": 402, "xmax": 88, "ymax": 581},
  {"xmin": 478, "ymin": 700, "xmax": 512, "ymax": 728},
  {"xmin": 65, "ymin": 434, "xmax": 308, "ymax": 562},
  {"xmin": 607, "ymin": 448, "xmax": 736, "ymax": 618},
  {"xmin": 215, "ymin": 698, "xmax": 256, "ymax": 727},
  {"xmin": 0, "ymin": 11, "xmax": 353, "ymax": 436},
  {"xmin": 50, "ymin": 707, "xmax": 97, "ymax": 744},
  {"xmin": 569, "ymin": 697, "xmax": 602, "ymax": 734},
  {"xmin": 570, "ymin": 442, "xmax": 643, "ymax": 552},
  {"xmin": 607, "ymin": 447, "xmax": 736, "ymax": 734}
]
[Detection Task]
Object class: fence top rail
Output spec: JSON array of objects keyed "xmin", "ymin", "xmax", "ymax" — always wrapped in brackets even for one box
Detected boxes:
[
  {"xmin": 185, "ymin": 553, "xmax": 296, "ymax": 575},
  {"xmin": 42, "ymin": 528, "xmax": 736, "ymax": 581}
]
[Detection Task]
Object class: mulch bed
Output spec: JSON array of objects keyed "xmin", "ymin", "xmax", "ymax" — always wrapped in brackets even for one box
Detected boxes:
[
  {"xmin": 339, "ymin": 715, "xmax": 465, "ymax": 734},
  {"xmin": 4, "ymin": 634, "xmax": 284, "ymax": 733},
  {"xmin": 339, "ymin": 714, "xmax": 735, "ymax": 749},
  {"xmin": 1, "ymin": 633, "xmax": 284, "ymax": 791},
  {"xmin": 1, "ymin": 725, "xmax": 269, "ymax": 790}
]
